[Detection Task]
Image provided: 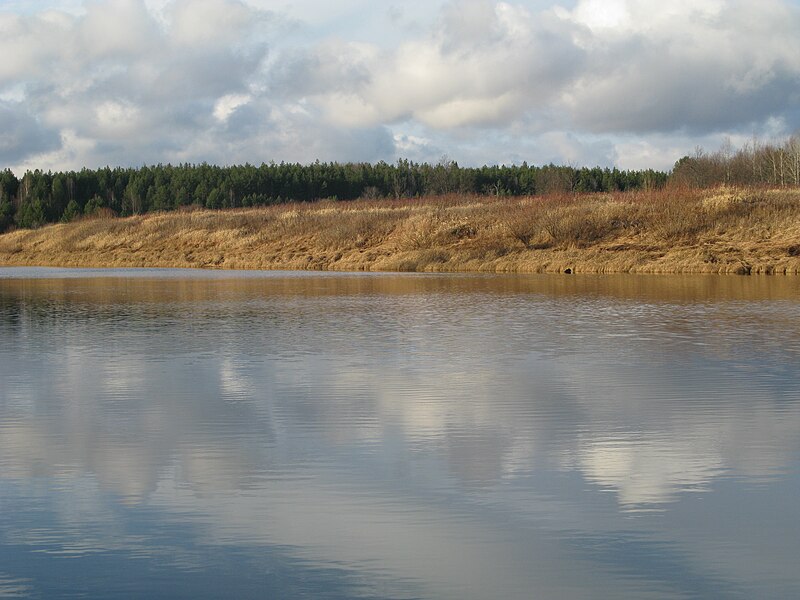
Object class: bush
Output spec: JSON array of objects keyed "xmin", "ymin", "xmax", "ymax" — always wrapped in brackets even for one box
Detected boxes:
[{"xmin": 502, "ymin": 202, "xmax": 548, "ymax": 248}]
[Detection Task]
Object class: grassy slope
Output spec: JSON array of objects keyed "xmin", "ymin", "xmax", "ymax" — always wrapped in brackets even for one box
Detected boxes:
[{"xmin": 1, "ymin": 187, "xmax": 799, "ymax": 274}]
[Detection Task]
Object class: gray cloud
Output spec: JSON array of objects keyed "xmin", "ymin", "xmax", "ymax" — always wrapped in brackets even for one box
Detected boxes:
[
  {"xmin": 2, "ymin": 0, "xmax": 275, "ymax": 170},
  {"xmin": 302, "ymin": 0, "xmax": 800, "ymax": 135},
  {"xmin": 0, "ymin": 102, "xmax": 61, "ymax": 163},
  {"xmin": 153, "ymin": 96, "xmax": 396, "ymax": 166},
  {"xmin": 2, "ymin": 0, "xmax": 800, "ymax": 172},
  {"xmin": 268, "ymin": 41, "xmax": 373, "ymax": 98},
  {"xmin": 220, "ymin": 102, "xmax": 397, "ymax": 164},
  {"xmin": 438, "ymin": 0, "xmax": 504, "ymax": 52},
  {"xmin": 564, "ymin": 0, "xmax": 800, "ymax": 134}
]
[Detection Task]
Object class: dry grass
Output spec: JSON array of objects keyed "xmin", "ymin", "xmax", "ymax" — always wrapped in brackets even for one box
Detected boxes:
[{"xmin": 1, "ymin": 187, "xmax": 799, "ymax": 274}]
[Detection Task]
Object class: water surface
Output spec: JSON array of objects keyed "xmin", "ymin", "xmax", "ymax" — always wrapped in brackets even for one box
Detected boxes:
[{"xmin": 1, "ymin": 267, "xmax": 799, "ymax": 599}]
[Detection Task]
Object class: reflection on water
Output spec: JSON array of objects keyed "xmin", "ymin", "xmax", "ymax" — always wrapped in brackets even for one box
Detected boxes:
[{"xmin": 1, "ymin": 267, "xmax": 799, "ymax": 599}]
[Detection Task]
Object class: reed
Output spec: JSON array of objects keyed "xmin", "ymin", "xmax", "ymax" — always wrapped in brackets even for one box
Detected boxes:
[{"xmin": 1, "ymin": 187, "xmax": 798, "ymax": 274}]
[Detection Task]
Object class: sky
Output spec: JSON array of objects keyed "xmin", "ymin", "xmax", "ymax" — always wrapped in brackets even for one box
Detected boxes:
[{"xmin": 1, "ymin": 0, "xmax": 799, "ymax": 174}]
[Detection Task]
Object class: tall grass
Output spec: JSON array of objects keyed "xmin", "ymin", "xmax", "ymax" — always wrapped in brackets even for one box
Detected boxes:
[{"xmin": 1, "ymin": 187, "xmax": 799, "ymax": 274}]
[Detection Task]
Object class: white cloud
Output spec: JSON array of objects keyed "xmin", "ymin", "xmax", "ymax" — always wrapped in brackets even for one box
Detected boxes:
[
  {"xmin": 212, "ymin": 93, "xmax": 252, "ymax": 122},
  {"xmin": 570, "ymin": 0, "xmax": 727, "ymax": 34},
  {"xmin": 571, "ymin": 0, "xmax": 630, "ymax": 31},
  {"xmin": 93, "ymin": 100, "xmax": 144, "ymax": 136}
]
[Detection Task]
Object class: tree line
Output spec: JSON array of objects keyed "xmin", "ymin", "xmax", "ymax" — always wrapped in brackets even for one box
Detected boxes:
[
  {"xmin": 0, "ymin": 160, "xmax": 667, "ymax": 232},
  {"xmin": 671, "ymin": 135, "xmax": 800, "ymax": 188}
]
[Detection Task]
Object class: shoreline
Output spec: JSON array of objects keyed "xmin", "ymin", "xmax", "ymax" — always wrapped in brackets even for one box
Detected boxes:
[{"xmin": 1, "ymin": 189, "xmax": 799, "ymax": 275}]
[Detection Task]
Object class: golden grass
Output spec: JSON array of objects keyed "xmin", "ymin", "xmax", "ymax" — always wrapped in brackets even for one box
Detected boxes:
[{"xmin": 1, "ymin": 187, "xmax": 799, "ymax": 274}]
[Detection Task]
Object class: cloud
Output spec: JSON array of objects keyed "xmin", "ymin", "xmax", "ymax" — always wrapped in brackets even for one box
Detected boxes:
[
  {"xmin": 563, "ymin": 0, "xmax": 800, "ymax": 134},
  {"xmin": 168, "ymin": 0, "xmax": 261, "ymax": 47},
  {"xmin": 212, "ymin": 93, "xmax": 252, "ymax": 122},
  {"xmin": 165, "ymin": 96, "xmax": 396, "ymax": 165},
  {"xmin": 298, "ymin": 1, "xmax": 584, "ymax": 130},
  {"xmin": 268, "ymin": 40, "xmax": 376, "ymax": 99},
  {"xmin": 1, "ymin": 0, "xmax": 275, "ymax": 170},
  {"xmin": 0, "ymin": 102, "xmax": 61, "ymax": 163},
  {"xmin": 322, "ymin": 0, "xmax": 800, "ymax": 155},
  {"xmin": 2, "ymin": 0, "xmax": 800, "ymax": 172}
]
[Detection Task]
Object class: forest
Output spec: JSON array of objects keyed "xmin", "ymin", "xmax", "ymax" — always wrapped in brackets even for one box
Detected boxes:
[
  {"xmin": 0, "ymin": 160, "xmax": 665, "ymax": 232},
  {"xmin": 1, "ymin": 134, "xmax": 798, "ymax": 233}
]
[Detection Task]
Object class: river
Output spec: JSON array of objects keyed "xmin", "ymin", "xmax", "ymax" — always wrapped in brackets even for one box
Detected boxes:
[{"xmin": 1, "ymin": 268, "xmax": 799, "ymax": 599}]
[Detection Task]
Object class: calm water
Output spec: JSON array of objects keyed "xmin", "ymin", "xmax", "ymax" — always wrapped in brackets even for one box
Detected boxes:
[{"xmin": 0, "ymin": 267, "xmax": 799, "ymax": 599}]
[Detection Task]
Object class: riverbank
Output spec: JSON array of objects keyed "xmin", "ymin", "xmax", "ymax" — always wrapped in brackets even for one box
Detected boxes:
[{"xmin": 1, "ymin": 188, "xmax": 798, "ymax": 274}]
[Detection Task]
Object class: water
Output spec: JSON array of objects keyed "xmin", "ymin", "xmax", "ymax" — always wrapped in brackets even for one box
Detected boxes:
[{"xmin": 1, "ymin": 267, "xmax": 799, "ymax": 599}]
